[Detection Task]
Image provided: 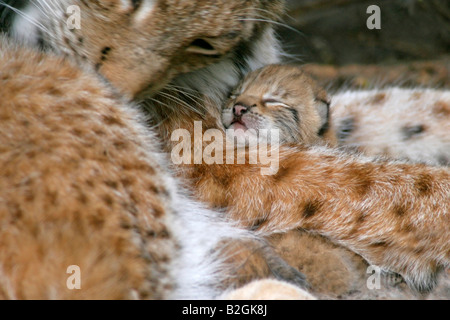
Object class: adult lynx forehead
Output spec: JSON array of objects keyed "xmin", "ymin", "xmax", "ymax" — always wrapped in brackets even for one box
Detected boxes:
[{"xmin": 15, "ymin": 0, "xmax": 284, "ymax": 99}]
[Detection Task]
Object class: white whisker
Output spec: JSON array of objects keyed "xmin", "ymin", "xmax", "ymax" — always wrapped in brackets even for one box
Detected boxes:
[
  {"xmin": 35, "ymin": 0, "xmax": 60, "ymax": 18},
  {"xmin": 234, "ymin": 7, "xmax": 283, "ymax": 21},
  {"xmin": 238, "ymin": 17, "xmax": 304, "ymax": 37},
  {"xmin": 29, "ymin": 1, "xmax": 50, "ymax": 19},
  {"xmin": 157, "ymin": 91, "xmax": 206, "ymax": 118},
  {"xmin": 165, "ymin": 84, "xmax": 208, "ymax": 107}
]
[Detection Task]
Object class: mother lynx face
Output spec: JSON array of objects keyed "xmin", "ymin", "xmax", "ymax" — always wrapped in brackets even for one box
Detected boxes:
[{"xmin": 14, "ymin": 0, "xmax": 284, "ymax": 98}]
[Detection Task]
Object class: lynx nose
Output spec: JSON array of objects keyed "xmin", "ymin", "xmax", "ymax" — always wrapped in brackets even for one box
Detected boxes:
[{"xmin": 233, "ymin": 104, "xmax": 248, "ymax": 117}]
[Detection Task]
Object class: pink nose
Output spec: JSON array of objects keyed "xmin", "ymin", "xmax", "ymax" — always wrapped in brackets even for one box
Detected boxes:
[{"xmin": 233, "ymin": 104, "xmax": 248, "ymax": 117}]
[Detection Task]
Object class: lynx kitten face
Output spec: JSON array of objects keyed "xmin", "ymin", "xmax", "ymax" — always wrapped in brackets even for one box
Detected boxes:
[{"xmin": 222, "ymin": 65, "xmax": 332, "ymax": 144}]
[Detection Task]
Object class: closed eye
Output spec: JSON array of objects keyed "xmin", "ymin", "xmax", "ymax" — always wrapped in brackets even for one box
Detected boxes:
[
  {"xmin": 186, "ymin": 38, "xmax": 220, "ymax": 56},
  {"xmin": 262, "ymin": 99, "xmax": 290, "ymax": 108}
]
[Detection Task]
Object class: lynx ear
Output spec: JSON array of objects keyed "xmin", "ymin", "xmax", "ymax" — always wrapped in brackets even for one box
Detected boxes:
[{"xmin": 315, "ymin": 98, "xmax": 331, "ymax": 136}]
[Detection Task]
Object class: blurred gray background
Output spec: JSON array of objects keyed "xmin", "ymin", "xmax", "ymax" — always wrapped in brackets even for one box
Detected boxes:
[
  {"xmin": 1, "ymin": 0, "xmax": 449, "ymax": 89},
  {"xmin": 278, "ymin": 0, "xmax": 449, "ymax": 90}
]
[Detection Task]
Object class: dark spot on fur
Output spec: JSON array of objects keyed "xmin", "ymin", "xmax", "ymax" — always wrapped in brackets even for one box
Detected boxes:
[
  {"xmin": 24, "ymin": 189, "xmax": 35, "ymax": 202},
  {"xmin": 94, "ymin": 129, "xmax": 106, "ymax": 136},
  {"xmin": 393, "ymin": 204, "xmax": 408, "ymax": 217},
  {"xmin": 273, "ymin": 166, "xmax": 292, "ymax": 181},
  {"xmin": 113, "ymin": 140, "xmax": 129, "ymax": 150},
  {"xmin": 433, "ymin": 100, "xmax": 450, "ymax": 116},
  {"xmin": 356, "ymin": 176, "xmax": 373, "ymax": 195},
  {"xmin": 148, "ymin": 183, "xmax": 167, "ymax": 196},
  {"xmin": 415, "ymin": 173, "xmax": 433, "ymax": 195},
  {"xmin": 25, "ymin": 150, "xmax": 37, "ymax": 159},
  {"xmin": 371, "ymin": 241, "xmax": 389, "ymax": 248},
  {"xmin": 367, "ymin": 93, "xmax": 386, "ymax": 104},
  {"xmin": 147, "ymin": 228, "xmax": 170, "ymax": 239},
  {"xmin": 348, "ymin": 165, "xmax": 373, "ymax": 195},
  {"xmin": 121, "ymin": 161, "xmax": 156, "ymax": 175},
  {"xmin": 101, "ymin": 194, "xmax": 114, "ymax": 207},
  {"xmin": 153, "ymin": 205, "xmax": 165, "ymax": 218},
  {"xmin": 121, "ymin": 176, "xmax": 134, "ymax": 187},
  {"xmin": 48, "ymin": 87, "xmax": 63, "ymax": 96},
  {"xmin": 337, "ymin": 117, "xmax": 355, "ymax": 141},
  {"xmin": 413, "ymin": 246, "xmax": 425, "ymax": 255},
  {"xmin": 120, "ymin": 219, "xmax": 133, "ymax": 230},
  {"xmin": 211, "ymin": 170, "xmax": 232, "ymax": 187},
  {"xmin": 86, "ymin": 179, "xmax": 95, "ymax": 188},
  {"xmin": 100, "ymin": 47, "xmax": 112, "ymax": 61},
  {"xmin": 104, "ymin": 180, "xmax": 119, "ymax": 190},
  {"xmin": 402, "ymin": 124, "xmax": 425, "ymax": 140},
  {"xmin": 9, "ymin": 201, "xmax": 23, "ymax": 221},
  {"xmin": 356, "ymin": 211, "xmax": 368, "ymax": 224},
  {"xmin": 77, "ymin": 192, "xmax": 89, "ymax": 205},
  {"xmin": 45, "ymin": 190, "xmax": 58, "ymax": 206},
  {"xmin": 71, "ymin": 128, "xmax": 83, "ymax": 137},
  {"xmin": 402, "ymin": 223, "xmax": 415, "ymax": 233},
  {"xmin": 75, "ymin": 98, "xmax": 93, "ymax": 109},
  {"xmin": 302, "ymin": 200, "xmax": 323, "ymax": 219},
  {"xmin": 63, "ymin": 36, "xmax": 77, "ymax": 54},
  {"xmin": 103, "ymin": 115, "xmax": 124, "ymax": 126},
  {"xmin": 89, "ymin": 215, "xmax": 105, "ymax": 230}
]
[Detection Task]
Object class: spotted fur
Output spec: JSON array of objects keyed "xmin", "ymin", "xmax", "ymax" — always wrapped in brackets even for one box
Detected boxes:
[
  {"xmin": 332, "ymin": 88, "xmax": 450, "ymax": 166},
  {"xmin": 8, "ymin": 0, "xmax": 450, "ymax": 298},
  {"xmin": 0, "ymin": 36, "xmax": 311, "ymax": 299}
]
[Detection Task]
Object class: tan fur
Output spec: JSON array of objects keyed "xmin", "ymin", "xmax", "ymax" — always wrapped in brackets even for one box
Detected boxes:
[
  {"xmin": 0, "ymin": 38, "xmax": 177, "ymax": 299},
  {"xmin": 8, "ymin": 0, "xmax": 450, "ymax": 299},
  {"xmin": 221, "ymin": 66, "xmax": 448, "ymax": 298},
  {"xmin": 0, "ymin": 36, "xmax": 312, "ymax": 300},
  {"xmin": 222, "ymin": 64, "xmax": 336, "ymax": 145},
  {"xmin": 331, "ymin": 88, "xmax": 450, "ymax": 166},
  {"xmin": 183, "ymin": 145, "xmax": 449, "ymax": 292},
  {"xmin": 27, "ymin": 0, "xmax": 284, "ymax": 99}
]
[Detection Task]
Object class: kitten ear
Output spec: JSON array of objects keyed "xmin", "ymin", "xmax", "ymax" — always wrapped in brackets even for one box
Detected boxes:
[{"xmin": 315, "ymin": 98, "xmax": 331, "ymax": 136}]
